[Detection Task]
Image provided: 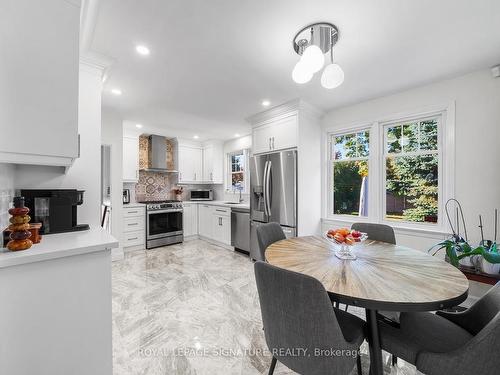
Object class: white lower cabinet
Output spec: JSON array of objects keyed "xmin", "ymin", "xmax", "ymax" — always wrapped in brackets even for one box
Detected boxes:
[
  {"xmin": 182, "ymin": 202, "xmax": 198, "ymax": 237},
  {"xmin": 191, "ymin": 203, "xmax": 231, "ymax": 246},
  {"xmin": 198, "ymin": 204, "xmax": 213, "ymax": 238},
  {"xmin": 212, "ymin": 209, "xmax": 231, "ymax": 245},
  {"xmin": 122, "ymin": 205, "xmax": 145, "ymax": 250}
]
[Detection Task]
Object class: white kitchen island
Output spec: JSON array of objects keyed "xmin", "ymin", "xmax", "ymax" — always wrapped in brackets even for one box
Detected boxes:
[{"xmin": 0, "ymin": 228, "xmax": 118, "ymax": 375}]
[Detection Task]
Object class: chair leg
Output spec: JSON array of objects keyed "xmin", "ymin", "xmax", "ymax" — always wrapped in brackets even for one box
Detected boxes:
[
  {"xmin": 356, "ymin": 352, "xmax": 362, "ymax": 375},
  {"xmin": 391, "ymin": 355, "xmax": 398, "ymax": 366},
  {"xmin": 345, "ymin": 304, "xmax": 349, "ymax": 312},
  {"xmin": 335, "ymin": 301, "xmax": 340, "ymax": 308},
  {"xmin": 269, "ymin": 356, "xmax": 277, "ymax": 375}
]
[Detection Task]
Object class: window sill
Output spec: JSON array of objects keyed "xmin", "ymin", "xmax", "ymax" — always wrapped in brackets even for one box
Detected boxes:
[{"xmin": 321, "ymin": 217, "xmax": 450, "ymax": 239}]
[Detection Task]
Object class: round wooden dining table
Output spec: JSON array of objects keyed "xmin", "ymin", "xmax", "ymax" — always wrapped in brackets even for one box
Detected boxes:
[{"xmin": 266, "ymin": 236, "xmax": 469, "ymax": 375}]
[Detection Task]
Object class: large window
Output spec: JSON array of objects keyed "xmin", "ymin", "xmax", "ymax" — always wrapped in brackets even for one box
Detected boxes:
[
  {"xmin": 384, "ymin": 117, "xmax": 439, "ymax": 224},
  {"xmin": 330, "ymin": 130, "xmax": 370, "ymax": 216},
  {"xmin": 327, "ymin": 110, "xmax": 449, "ymax": 230},
  {"xmin": 227, "ymin": 150, "xmax": 247, "ymax": 192}
]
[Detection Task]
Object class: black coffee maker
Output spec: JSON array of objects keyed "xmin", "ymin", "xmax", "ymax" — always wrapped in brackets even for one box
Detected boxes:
[{"xmin": 21, "ymin": 189, "xmax": 90, "ymax": 235}]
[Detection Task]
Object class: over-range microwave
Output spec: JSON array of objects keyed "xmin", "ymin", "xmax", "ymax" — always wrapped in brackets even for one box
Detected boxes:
[{"xmin": 190, "ymin": 189, "xmax": 213, "ymax": 201}]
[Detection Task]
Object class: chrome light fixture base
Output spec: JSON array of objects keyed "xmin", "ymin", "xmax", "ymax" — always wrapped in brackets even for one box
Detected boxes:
[{"xmin": 292, "ymin": 22, "xmax": 339, "ymax": 56}]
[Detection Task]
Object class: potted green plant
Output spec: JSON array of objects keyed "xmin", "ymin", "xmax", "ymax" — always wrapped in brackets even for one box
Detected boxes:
[{"xmin": 429, "ymin": 203, "xmax": 500, "ymax": 275}]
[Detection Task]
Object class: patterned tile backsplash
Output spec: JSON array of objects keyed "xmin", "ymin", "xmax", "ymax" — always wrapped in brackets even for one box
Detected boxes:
[
  {"xmin": 134, "ymin": 170, "xmax": 222, "ymax": 202},
  {"xmin": 0, "ymin": 163, "xmax": 15, "ymax": 231}
]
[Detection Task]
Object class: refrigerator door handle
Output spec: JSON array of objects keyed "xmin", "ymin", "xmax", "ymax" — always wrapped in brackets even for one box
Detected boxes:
[
  {"xmin": 265, "ymin": 160, "xmax": 272, "ymax": 218},
  {"xmin": 263, "ymin": 160, "xmax": 269, "ymax": 217}
]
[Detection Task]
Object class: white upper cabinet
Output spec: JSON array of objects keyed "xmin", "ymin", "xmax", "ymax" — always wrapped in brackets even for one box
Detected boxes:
[
  {"xmin": 123, "ymin": 137, "xmax": 139, "ymax": 182},
  {"xmin": 0, "ymin": 0, "xmax": 80, "ymax": 166},
  {"xmin": 252, "ymin": 114, "xmax": 298, "ymax": 154},
  {"xmin": 202, "ymin": 141, "xmax": 223, "ymax": 183},
  {"xmin": 178, "ymin": 144, "xmax": 203, "ymax": 183}
]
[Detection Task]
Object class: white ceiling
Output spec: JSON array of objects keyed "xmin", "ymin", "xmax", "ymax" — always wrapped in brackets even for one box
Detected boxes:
[{"xmin": 91, "ymin": 0, "xmax": 500, "ymax": 140}]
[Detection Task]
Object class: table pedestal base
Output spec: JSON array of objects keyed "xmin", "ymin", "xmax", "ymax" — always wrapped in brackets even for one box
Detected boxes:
[{"xmin": 366, "ymin": 309, "xmax": 384, "ymax": 375}]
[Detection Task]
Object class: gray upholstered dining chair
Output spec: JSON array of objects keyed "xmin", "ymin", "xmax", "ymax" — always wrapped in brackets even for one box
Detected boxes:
[
  {"xmin": 256, "ymin": 222, "xmax": 286, "ymax": 261},
  {"xmin": 351, "ymin": 223, "xmax": 396, "ymax": 244},
  {"xmin": 254, "ymin": 261, "xmax": 365, "ymax": 375},
  {"xmin": 379, "ymin": 282, "xmax": 500, "ymax": 375}
]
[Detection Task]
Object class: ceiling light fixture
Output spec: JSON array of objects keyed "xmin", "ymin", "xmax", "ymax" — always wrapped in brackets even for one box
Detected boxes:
[
  {"xmin": 292, "ymin": 23, "xmax": 344, "ymax": 89},
  {"xmin": 261, "ymin": 100, "xmax": 271, "ymax": 107},
  {"xmin": 193, "ymin": 135, "xmax": 199, "ymax": 139},
  {"xmin": 135, "ymin": 45, "xmax": 150, "ymax": 56},
  {"xmin": 234, "ymin": 133, "xmax": 240, "ymax": 137},
  {"xmin": 111, "ymin": 88, "xmax": 122, "ymax": 95},
  {"xmin": 135, "ymin": 124, "xmax": 143, "ymax": 129}
]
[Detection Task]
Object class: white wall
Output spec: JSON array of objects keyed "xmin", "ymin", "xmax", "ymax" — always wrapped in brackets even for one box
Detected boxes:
[
  {"xmin": 14, "ymin": 63, "xmax": 104, "ymax": 229},
  {"xmin": 0, "ymin": 163, "xmax": 15, "ymax": 232},
  {"xmin": 223, "ymin": 135, "xmax": 252, "ymax": 202},
  {"xmin": 101, "ymin": 108, "xmax": 123, "ymax": 257},
  {"xmin": 321, "ymin": 69, "xmax": 500, "ymax": 250}
]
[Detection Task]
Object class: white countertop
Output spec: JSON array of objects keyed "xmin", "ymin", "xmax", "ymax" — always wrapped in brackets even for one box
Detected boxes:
[
  {"xmin": 183, "ymin": 200, "xmax": 250, "ymax": 210},
  {"xmin": 0, "ymin": 228, "xmax": 119, "ymax": 269}
]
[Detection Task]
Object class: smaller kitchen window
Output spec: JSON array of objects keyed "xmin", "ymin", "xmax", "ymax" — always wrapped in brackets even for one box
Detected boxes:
[{"xmin": 227, "ymin": 149, "xmax": 248, "ymax": 193}]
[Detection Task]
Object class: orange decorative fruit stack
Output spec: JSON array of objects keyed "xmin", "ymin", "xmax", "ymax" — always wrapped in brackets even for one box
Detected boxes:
[
  {"xmin": 326, "ymin": 227, "xmax": 364, "ymax": 246},
  {"xmin": 7, "ymin": 196, "xmax": 33, "ymax": 251}
]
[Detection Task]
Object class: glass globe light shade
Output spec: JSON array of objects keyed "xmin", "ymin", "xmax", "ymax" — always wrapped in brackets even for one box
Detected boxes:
[
  {"xmin": 321, "ymin": 63, "xmax": 345, "ymax": 89},
  {"xmin": 292, "ymin": 61, "xmax": 313, "ymax": 84},
  {"xmin": 300, "ymin": 45, "xmax": 325, "ymax": 73}
]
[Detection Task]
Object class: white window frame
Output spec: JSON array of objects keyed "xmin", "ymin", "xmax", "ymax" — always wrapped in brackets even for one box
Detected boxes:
[
  {"xmin": 226, "ymin": 149, "xmax": 249, "ymax": 193},
  {"xmin": 327, "ymin": 126, "xmax": 372, "ymax": 220},
  {"xmin": 324, "ymin": 102, "xmax": 455, "ymax": 234}
]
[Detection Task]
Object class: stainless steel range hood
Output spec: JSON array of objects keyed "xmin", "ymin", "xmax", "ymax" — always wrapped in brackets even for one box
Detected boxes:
[{"xmin": 140, "ymin": 135, "xmax": 178, "ymax": 173}]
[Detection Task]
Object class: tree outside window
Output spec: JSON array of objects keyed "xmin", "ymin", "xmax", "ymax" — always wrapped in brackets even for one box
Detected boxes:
[
  {"xmin": 385, "ymin": 118, "xmax": 439, "ymax": 224},
  {"xmin": 331, "ymin": 130, "xmax": 370, "ymax": 216},
  {"xmin": 229, "ymin": 150, "xmax": 245, "ymax": 192}
]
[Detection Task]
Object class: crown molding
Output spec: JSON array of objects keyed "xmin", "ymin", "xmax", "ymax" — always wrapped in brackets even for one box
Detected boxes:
[
  {"xmin": 79, "ymin": 0, "xmax": 113, "ymax": 76},
  {"xmin": 246, "ymin": 99, "xmax": 324, "ymax": 125}
]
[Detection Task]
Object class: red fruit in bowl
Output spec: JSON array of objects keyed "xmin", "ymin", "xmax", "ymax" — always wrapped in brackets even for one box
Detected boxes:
[
  {"xmin": 351, "ymin": 230, "xmax": 361, "ymax": 238},
  {"xmin": 333, "ymin": 233, "xmax": 345, "ymax": 243},
  {"xmin": 345, "ymin": 236, "xmax": 355, "ymax": 246}
]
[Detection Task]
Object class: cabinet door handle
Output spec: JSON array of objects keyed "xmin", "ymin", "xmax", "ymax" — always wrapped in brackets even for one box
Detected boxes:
[
  {"xmin": 215, "ymin": 209, "xmax": 226, "ymax": 212},
  {"xmin": 128, "ymin": 210, "xmax": 138, "ymax": 214},
  {"xmin": 194, "ymin": 173, "xmax": 196, "ymax": 181},
  {"xmin": 210, "ymin": 172, "xmax": 213, "ymax": 180},
  {"xmin": 128, "ymin": 237, "xmax": 138, "ymax": 241},
  {"xmin": 272, "ymin": 137, "xmax": 275, "ymax": 149},
  {"xmin": 179, "ymin": 172, "xmax": 182, "ymax": 180},
  {"xmin": 269, "ymin": 137, "xmax": 272, "ymax": 150},
  {"xmin": 127, "ymin": 223, "xmax": 138, "ymax": 226}
]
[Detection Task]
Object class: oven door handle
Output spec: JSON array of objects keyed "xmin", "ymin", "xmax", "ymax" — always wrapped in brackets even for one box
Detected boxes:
[{"xmin": 147, "ymin": 209, "xmax": 183, "ymax": 214}]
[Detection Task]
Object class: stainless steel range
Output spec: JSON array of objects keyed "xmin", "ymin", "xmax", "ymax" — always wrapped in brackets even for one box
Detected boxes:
[{"xmin": 142, "ymin": 200, "xmax": 183, "ymax": 249}]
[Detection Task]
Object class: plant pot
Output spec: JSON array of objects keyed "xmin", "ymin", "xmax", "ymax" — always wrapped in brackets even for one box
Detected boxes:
[
  {"xmin": 457, "ymin": 252, "xmax": 474, "ymax": 268},
  {"xmin": 480, "ymin": 258, "xmax": 500, "ymax": 275}
]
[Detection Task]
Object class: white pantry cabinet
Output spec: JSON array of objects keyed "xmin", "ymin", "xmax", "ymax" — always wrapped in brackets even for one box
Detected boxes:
[
  {"xmin": 252, "ymin": 114, "xmax": 298, "ymax": 154},
  {"xmin": 0, "ymin": 0, "xmax": 80, "ymax": 166},
  {"xmin": 178, "ymin": 144, "xmax": 203, "ymax": 183},
  {"xmin": 203, "ymin": 141, "xmax": 224, "ymax": 183},
  {"xmin": 182, "ymin": 202, "xmax": 198, "ymax": 237},
  {"xmin": 123, "ymin": 137, "xmax": 139, "ymax": 182}
]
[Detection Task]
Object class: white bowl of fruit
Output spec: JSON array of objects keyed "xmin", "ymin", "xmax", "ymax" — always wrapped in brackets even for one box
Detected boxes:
[{"xmin": 324, "ymin": 228, "xmax": 368, "ymax": 259}]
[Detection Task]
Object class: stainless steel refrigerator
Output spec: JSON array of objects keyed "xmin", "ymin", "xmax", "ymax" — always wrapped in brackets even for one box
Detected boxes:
[{"xmin": 249, "ymin": 149, "xmax": 297, "ymax": 260}]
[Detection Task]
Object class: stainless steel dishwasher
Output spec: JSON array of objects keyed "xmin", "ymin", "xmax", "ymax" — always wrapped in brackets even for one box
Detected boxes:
[{"xmin": 231, "ymin": 208, "xmax": 250, "ymax": 254}]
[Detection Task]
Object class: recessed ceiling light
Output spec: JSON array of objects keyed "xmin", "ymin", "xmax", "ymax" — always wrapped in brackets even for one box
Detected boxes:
[
  {"xmin": 234, "ymin": 133, "xmax": 240, "ymax": 137},
  {"xmin": 193, "ymin": 135, "xmax": 199, "ymax": 139},
  {"xmin": 135, "ymin": 45, "xmax": 150, "ymax": 56},
  {"xmin": 111, "ymin": 88, "xmax": 122, "ymax": 95},
  {"xmin": 262, "ymin": 100, "xmax": 271, "ymax": 107},
  {"xmin": 135, "ymin": 124, "xmax": 143, "ymax": 129}
]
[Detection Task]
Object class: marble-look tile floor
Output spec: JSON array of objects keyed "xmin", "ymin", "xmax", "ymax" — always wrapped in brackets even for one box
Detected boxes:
[{"xmin": 112, "ymin": 239, "xmax": 420, "ymax": 375}]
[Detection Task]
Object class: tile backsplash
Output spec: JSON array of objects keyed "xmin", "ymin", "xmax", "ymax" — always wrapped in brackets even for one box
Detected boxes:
[
  {"xmin": 132, "ymin": 170, "xmax": 224, "ymax": 202},
  {"xmin": 0, "ymin": 163, "xmax": 15, "ymax": 231}
]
